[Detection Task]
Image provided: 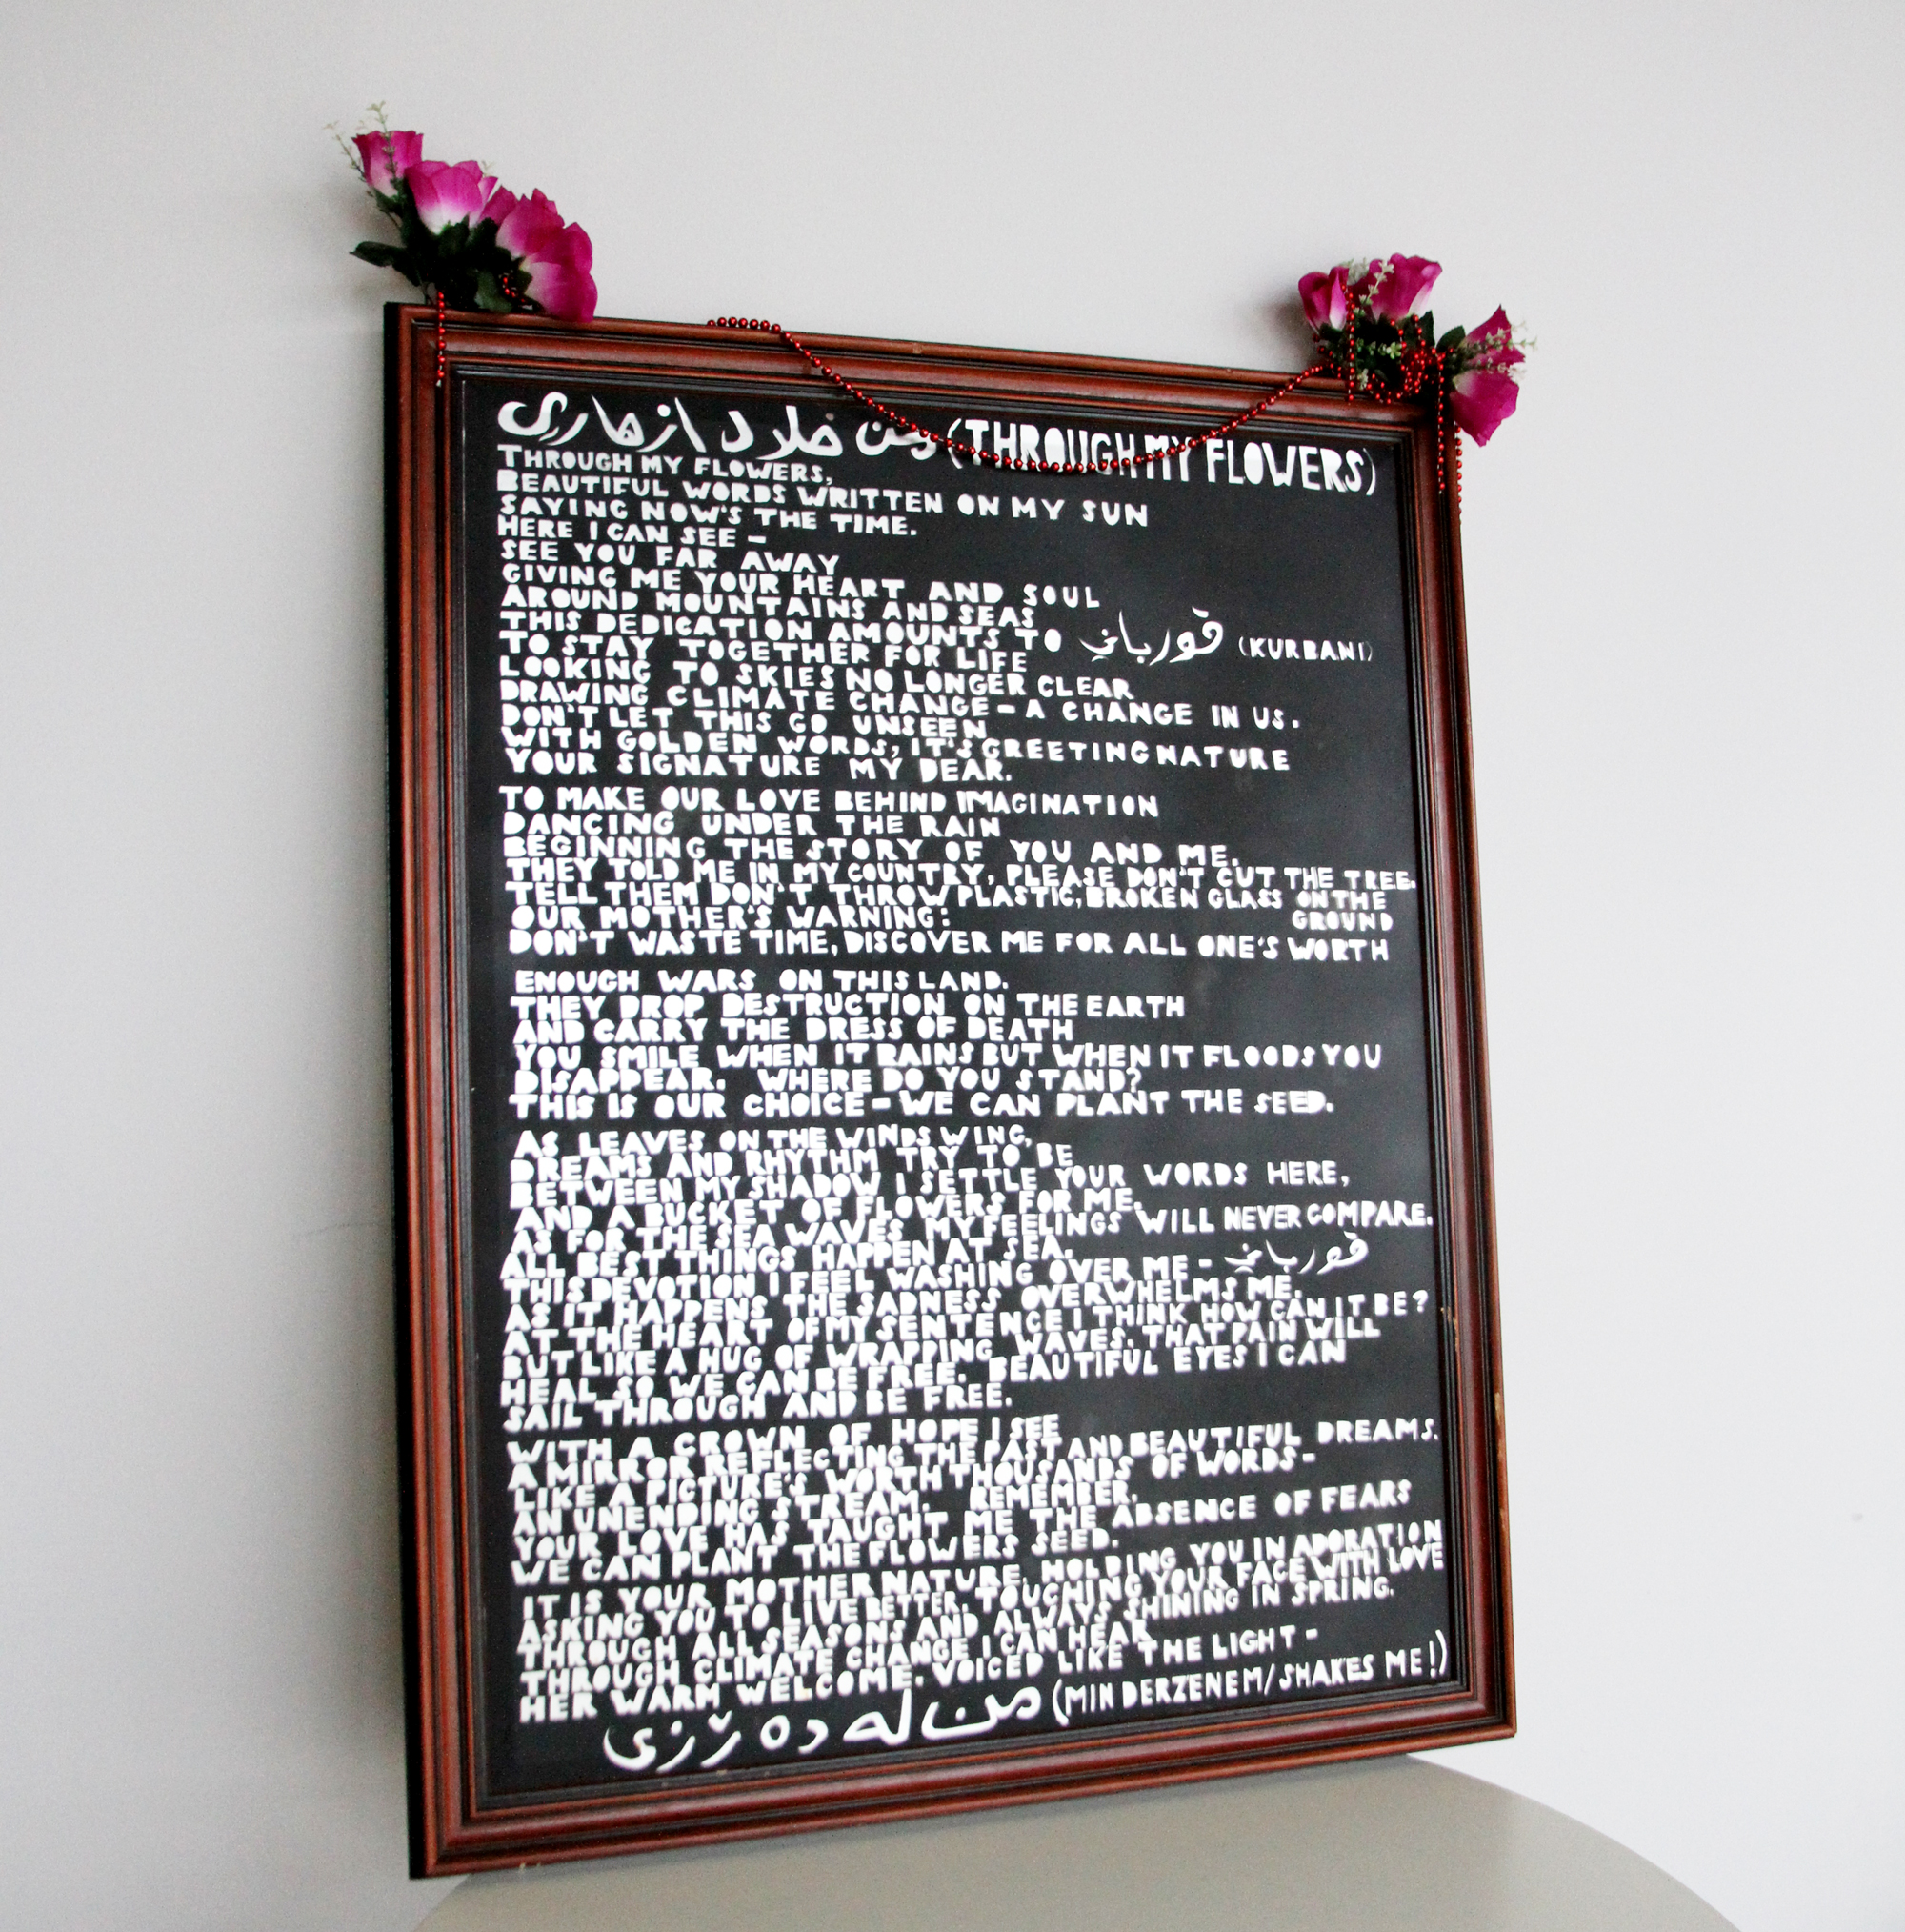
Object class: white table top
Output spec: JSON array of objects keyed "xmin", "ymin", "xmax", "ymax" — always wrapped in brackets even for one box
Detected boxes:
[{"xmin": 422, "ymin": 1755, "xmax": 1735, "ymax": 1931}]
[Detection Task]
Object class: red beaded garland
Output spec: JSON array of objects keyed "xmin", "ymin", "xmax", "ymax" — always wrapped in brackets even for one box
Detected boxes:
[
  {"xmin": 705, "ymin": 312, "xmax": 1462, "ymax": 493},
  {"xmin": 427, "ymin": 303, "xmax": 1460, "ymax": 482},
  {"xmin": 706, "ymin": 316, "xmax": 1339, "ymax": 480},
  {"xmin": 1334, "ymin": 303, "xmax": 1454, "ymax": 493}
]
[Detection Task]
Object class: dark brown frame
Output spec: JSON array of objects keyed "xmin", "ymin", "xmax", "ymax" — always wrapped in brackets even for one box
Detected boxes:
[{"xmin": 388, "ymin": 303, "xmax": 1512, "ymax": 1876}]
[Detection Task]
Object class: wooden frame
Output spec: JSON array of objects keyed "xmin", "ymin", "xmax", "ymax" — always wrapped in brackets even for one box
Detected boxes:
[{"xmin": 388, "ymin": 304, "xmax": 1512, "ymax": 1876}]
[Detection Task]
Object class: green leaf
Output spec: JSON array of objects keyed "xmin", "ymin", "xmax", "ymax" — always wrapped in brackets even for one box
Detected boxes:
[
  {"xmin": 351, "ymin": 240, "xmax": 413, "ymax": 277},
  {"xmin": 1437, "ymin": 324, "xmax": 1467, "ymax": 353}
]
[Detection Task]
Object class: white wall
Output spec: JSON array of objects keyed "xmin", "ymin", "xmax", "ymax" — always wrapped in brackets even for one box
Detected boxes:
[{"xmin": 3, "ymin": 5, "xmax": 1898, "ymax": 1927}]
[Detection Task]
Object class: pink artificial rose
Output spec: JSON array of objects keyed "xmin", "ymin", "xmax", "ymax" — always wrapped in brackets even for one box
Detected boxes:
[
  {"xmin": 1450, "ymin": 368, "xmax": 1519, "ymax": 445},
  {"xmin": 1298, "ymin": 267, "xmax": 1352, "ymax": 332},
  {"xmin": 354, "ymin": 129, "xmax": 423, "ymax": 196},
  {"xmin": 1464, "ymin": 305, "xmax": 1525, "ymax": 370},
  {"xmin": 478, "ymin": 181, "xmax": 519, "ymax": 228},
  {"xmin": 497, "ymin": 190, "xmax": 597, "ymax": 322},
  {"xmin": 1358, "ymin": 253, "xmax": 1441, "ymax": 322},
  {"xmin": 407, "ymin": 158, "xmax": 502, "ymax": 233}
]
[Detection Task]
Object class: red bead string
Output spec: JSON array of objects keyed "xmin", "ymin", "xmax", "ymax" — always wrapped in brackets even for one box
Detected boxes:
[
  {"xmin": 706, "ymin": 316, "xmax": 1332, "ymax": 477},
  {"xmin": 432, "ymin": 302, "xmax": 1461, "ymax": 482},
  {"xmin": 1333, "ymin": 307, "xmax": 1454, "ymax": 493}
]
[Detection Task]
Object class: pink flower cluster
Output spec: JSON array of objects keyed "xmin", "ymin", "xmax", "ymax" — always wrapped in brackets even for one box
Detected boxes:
[
  {"xmin": 351, "ymin": 129, "xmax": 595, "ymax": 323},
  {"xmin": 1298, "ymin": 253, "xmax": 1442, "ymax": 332},
  {"xmin": 1297, "ymin": 253, "xmax": 1523, "ymax": 447},
  {"xmin": 1446, "ymin": 311, "xmax": 1522, "ymax": 448}
]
